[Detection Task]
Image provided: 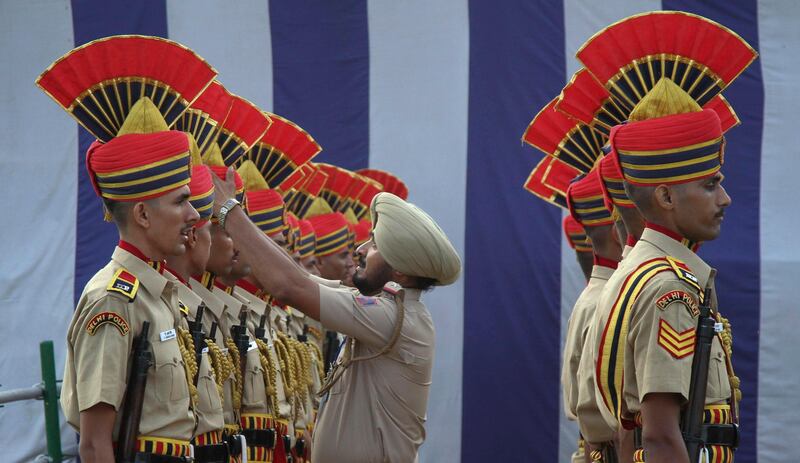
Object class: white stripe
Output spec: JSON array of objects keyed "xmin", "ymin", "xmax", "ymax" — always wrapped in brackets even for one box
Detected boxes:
[
  {"xmin": 368, "ymin": 2, "xmax": 469, "ymax": 461},
  {"xmin": 0, "ymin": 0, "xmax": 77, "ymax": 460},
  {"xmin": 757, "ymin": 1, "xmax": 800, "ymax": 461},
  {"xmin": 560, "ymin": 3, "xmax": 660, "ymax": 461},
  {"xmin": 166, "ymin": 0, "xmax": 274, "ymax": 111}
]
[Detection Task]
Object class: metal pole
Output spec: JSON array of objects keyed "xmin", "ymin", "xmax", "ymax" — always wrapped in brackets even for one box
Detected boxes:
[
  {"xmin": 0, "ymin": 385, "xmax": 43, "ymax": 404},
  {"xmin": 40, "ymin": 341, "xmax": 62, "ymax": 463}
]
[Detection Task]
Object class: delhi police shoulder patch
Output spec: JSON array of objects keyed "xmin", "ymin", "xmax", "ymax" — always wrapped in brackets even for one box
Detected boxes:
[
  {"xmin": 356, "ymin": 295, "xmax": 377, "ymax": 306},
  {"xmin": 86, "ymin": 311, "xmax": 130, "ymax": 336},
  {"xmin": 106, "ymin": 268, "xmax": 139, "ymax": 301},
  {"xmin": 655, "ymin": 290, "xmax": 700, "ymax": 318}
]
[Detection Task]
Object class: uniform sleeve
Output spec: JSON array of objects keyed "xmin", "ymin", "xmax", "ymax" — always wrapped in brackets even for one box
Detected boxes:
[
  {"xmin": 70, "ymin": 294, "xmax": 134, "ymax": 412},
  {"xmin": 630, "ymin": 278, "xmax": 699, "ymax": 403},
  {"xmin": 318, "ymin": 284, "xmax": 397, "ymax": 348}
]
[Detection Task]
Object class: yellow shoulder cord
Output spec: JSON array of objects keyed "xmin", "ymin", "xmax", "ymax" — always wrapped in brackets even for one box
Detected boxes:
[
  {"xmin": 176, "ymin": 327, "xmax": 199, "ymax": 409},
  {"xmin": 255, "ymin": 338, "xmax": 279, "ymax": 417},
  {"xmin": 318, "ymin": 289, "xmax": 406, "ymax": 397},
  {"xmin": 715, "ymin": 310, "xmax": 740, "ymax": 423},
  {"xmin": 273, "ymin": 333, "xmax": 296, "ymax": 419},
  {"xmin": 224, "ymin": 337, "xmax": 243, "ymax": 413},
  {"xmin": 205, "ymin": 338, "xmax": 231, "ymax": 408},
  {"xmin": 306, "ymin": 341, "xmax": 324, "ymax": 390}
]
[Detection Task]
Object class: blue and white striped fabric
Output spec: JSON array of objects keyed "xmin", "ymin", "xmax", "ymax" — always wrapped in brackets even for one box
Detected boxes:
[{"xmin": 0, "ymin": 1, "xmax": 796, "ymax": 461}]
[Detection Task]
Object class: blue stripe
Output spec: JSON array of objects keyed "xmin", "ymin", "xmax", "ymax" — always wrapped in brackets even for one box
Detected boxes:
[
  {"xmin": 270, "ymin": 0, "xmax": 369, "ymax": 171},
  {"xmin": 463, "ymin": 0, "xmax": 565, "ymax": 460},
  {"xmin": 661, "ymin": 2, "xmax": 763, "ymax": 461},
  {"xmin": 623, "ymin": 157, "xmax": 721, "ymax": 182},
  {"xmin": 618, "ymin": 140, "xmax": 722, "ymax": 166},
  {"xmin": 70, "ymin": 0, "xmax": 169, "ymax": 303}
]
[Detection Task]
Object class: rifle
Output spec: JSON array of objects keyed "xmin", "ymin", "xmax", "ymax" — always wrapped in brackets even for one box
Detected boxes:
[
  {"xmin": 254, "ymin": 313, "xmax": 268, "ymax": 341},
  {"xmin": 187, "ymin": 303, "xmax": 207, "ymax": 385},
  {"xmin": 231, "ymin": 310, "xmax": 250, "ymax": 384},
  {"xmin": 209, "ymin": 321, "xmax": 218, "ymax": 343},
  {"xmin": 116, "ymin": 321, "xmax": 153, "ymax": 463},
  {"xmin": 681, "ymin": 287, "xmax": 715, "ymax": 461}
]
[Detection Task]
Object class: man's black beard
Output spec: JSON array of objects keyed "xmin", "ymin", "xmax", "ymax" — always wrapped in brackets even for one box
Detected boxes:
[{"xmin": 352, "ymin": 267, "xmax": 390, "ymax": 296}]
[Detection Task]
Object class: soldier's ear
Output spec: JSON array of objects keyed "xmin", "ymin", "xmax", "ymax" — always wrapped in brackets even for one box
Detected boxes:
[
  {"xmin": 653, "ymin": 185, "xmax": 675, "ymax": 211},
  {"xmin": 131, "ymin": 201, "xmax": 150, "ymax": 229}
]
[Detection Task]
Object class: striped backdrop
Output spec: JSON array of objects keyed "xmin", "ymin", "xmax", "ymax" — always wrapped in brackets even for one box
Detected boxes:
[{"xmin": 0, "ymin": 1, "xmax": 796, "ymax": 461}]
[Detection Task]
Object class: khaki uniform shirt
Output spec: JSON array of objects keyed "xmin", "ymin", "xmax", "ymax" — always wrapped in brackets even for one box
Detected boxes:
[
  {"xmin": 61, "ymin": 246, "xmax": 194, "ymax": 440},
  {"xmin": 562, "ymin": 263, "xmax": 616, "ymax": 421},
  {"xmin": 189, "ymin": 278, "xmax": 237, "ymax": 427},
  {"xmin": 313, "ymin": 282, "xmax": 433, "ymax": 463},
  {"xmin": 589, "ymin": 228, "xmax": 730, "ymax": 429},
  {"xmin": 575, "ymin": 246, "xmax": 631, "ymax": 444},
  {"xmin": 169, "ymin": 275, "xmax": 225, "ymax": 437}
]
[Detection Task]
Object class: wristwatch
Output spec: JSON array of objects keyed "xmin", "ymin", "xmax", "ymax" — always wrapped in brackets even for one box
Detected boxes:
[{"xmin": 218, "ymin": 198, "xmax": 241, "ymax": 230}]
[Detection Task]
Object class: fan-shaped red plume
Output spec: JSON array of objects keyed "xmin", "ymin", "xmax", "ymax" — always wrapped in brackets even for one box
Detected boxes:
[
  {"xmin": 173, "ymin": 80, "xmax": 233, "ymax": 154},
  {"xmin": 217, "ymin": 94, "xmax": 271, "ymax": 166},
  {"xmin": 523, "ymin": 97, "xmax": 604, "ymax": 174},
  {"xmin": 356, "ymin": 168, "xmax": 409, "ymax": 200},
  {"xmin": 250, "ymin": 113, "xmax": 322, "ymax": 189},
  {"xmin": 340, "ymin": 173, "xmax": 375, "ymax": 217},
  {"xmin": 36, "ymin": 35, "xmax": 217, "ymax": 142},
  {"xmin": 556, "ymin": 69, "xmax": 741, "ymax": 136},
  {"xmin": 523, "ymin": 157, "xmax": 580, "ymax": 209},
  {"xmin": 317, "ymin": 163, "xmax": 355, "ymax": 211},
  {"xmin": 354, "ymin": 180, "xmax": 383, "ymax": 218},
  {"xmin": 576, "ymin": 11, "xmax": 757, "ymax": 110},
  {"xmin": 286, "ymin": 164, "xmax": 330, "ymax": 217}
]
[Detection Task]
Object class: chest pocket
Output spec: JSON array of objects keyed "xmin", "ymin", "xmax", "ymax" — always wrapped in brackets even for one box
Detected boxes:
[
  {"xmin": 198, "ymin": 352, "xmax": 223, "ymax": 415},
  {"xmin": 705, "ymin": 337, "xmax": 732, "ymax": 404},
  {"xmin": 151, "ymin": 338, "xmax": 190, "ymax": 403}
]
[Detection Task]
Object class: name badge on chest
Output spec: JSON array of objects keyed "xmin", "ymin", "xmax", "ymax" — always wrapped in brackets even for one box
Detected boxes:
[{"xmin": 160, "ymin": 328, "xmax": 177, "ymax": 342}]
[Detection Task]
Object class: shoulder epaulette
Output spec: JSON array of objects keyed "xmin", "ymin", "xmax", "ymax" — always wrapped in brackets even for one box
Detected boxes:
[
  {"xmin": 107, "ymin": 268, "xmax": 139, "ymax": 301},
  {"xmin": 665, "ymin": 256, "xmax": 702, "ymax": 294}
]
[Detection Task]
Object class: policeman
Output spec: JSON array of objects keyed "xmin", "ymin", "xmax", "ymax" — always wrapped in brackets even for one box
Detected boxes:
[
  {"xmin": 575, "ymin": 151, "xmax": 645, "ymax": 463},
  {"xmin": 162, "ymin": 161, "xmax": 236, "ymax": 463},
  {"xmin": 561, "ymin": 169, "xmax": 622, "ymax": 462},
  {"xmin": 212, "ymin": 172, "xmax": 461, "ymax": 461},
  {"xmin": 304, "ymin": 199, "xmax": 355, "ymax": 283},
  {"xmin": 591, "ymin": 79, "xmax": 739, "ymax": 462},
  {"xmin": 60, "ymin": 97, "xmax": 199, "ymax": 462}
]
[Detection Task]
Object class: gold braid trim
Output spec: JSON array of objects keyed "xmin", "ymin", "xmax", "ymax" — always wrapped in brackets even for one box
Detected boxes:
[
  {"xmin": 288, "ymin": 337, "xmax": 309, "ymax": 411},
  {"xmin": 255, "ymin": 338, "xmax": 279, "ymax": 415},
  {"xmin": 716, "ymin": 312, "xmax": 741, "ymax": 403},
  {"xmin": 176, "ymin": 327, "xmax": 199, "ymax": 409},
  {"xmin": 225, "ymin": 337, "xmax": 243, "ymax": 412},
  {"xmin": 306, "ymin": 341, "xmax": 324, "ymax": 385},
  {"xmin": 273, "ymin": 332, "xmax": 297, "ymax": 418},
  {"xmin": 205, "ymin": 338, "xmax": 231, "ymax": 407}
]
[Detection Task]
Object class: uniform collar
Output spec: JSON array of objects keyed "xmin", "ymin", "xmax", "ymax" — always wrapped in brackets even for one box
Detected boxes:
[
  {"xmin": 112, "ymin": 244, "xmax": 170, "ymax": 298},
  {"xmin": 170, "ymin": 275, "xmax": 204, "ymax": 318},
  {"xmin": 639, "ymin": 227, "xmax": 713, "ymax": 289},
  {"xmin": 164, "ymin": 265, "xmax": 188, "ymax": 286},
  {"xmin": 593, "ymin": 255, "xmax": 618, "ymax": 270},
  {"xmin": 118, "ymin": 240, "xmax": 165, "ymax": 274},
  {"xmin": 212, "ymin": 284, "xmax": 247, "ymax": 317},
  {"xmin": 590, "ymin": 264, "xmax": 616, "ymax": 281},
  {"xmin": 621, "ymin": 245, "xmax": 634, "ymax": 260},
  {"xmin": 188, "ymin": 277, "xmax": 227, "ymax": 321},
  {"xmin": 644, "ymin": 222, "xmax": 700, "ymax": 251},
  {"xmin": 236, "ymin": 278, "xmax": 262, "ymax": 298},
  {"xmin": 233, "ymin": 285, "xmax": 267, "ymax": 316}
]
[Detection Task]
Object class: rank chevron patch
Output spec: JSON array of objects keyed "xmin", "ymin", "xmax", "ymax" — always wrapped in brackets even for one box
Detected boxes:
[{"xmin": 657, "ymin": 319, "xmax": 696, "ymax": 359}]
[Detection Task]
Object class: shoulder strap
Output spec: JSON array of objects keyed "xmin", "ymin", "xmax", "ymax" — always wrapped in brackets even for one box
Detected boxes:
[{"xmin": 107, "ymin": 268, "xmax": 139, "ymax": 301}]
